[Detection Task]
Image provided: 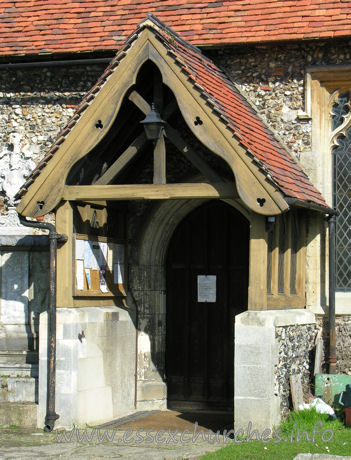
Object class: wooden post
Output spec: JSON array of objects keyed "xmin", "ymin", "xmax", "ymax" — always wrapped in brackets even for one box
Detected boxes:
[
  {"xmin": 271, "ymin": 218, "xmax": 279, "ymax": 296},
  {"xmin": 153, "ymin": 130, "xmax": 166, "ymax": 184},
  {"xmin": 284, "ymin": 215, "xmax": 292, "ymax": 296},
  {"xmin": 248, "ymin": 214, "xmax": 267, "ymax": 310},
  {"xmin": 56, "ymin": 201, "xmax": 73, "ymax": 308},
  {"xmin": 296, "ymin": 219, "xmax": 306, "ymax": 298}
]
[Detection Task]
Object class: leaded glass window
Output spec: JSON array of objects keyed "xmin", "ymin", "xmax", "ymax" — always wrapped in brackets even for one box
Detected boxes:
[{"xmin": 331, "ymin": 91, "xmax": 351, "ymax": 290}]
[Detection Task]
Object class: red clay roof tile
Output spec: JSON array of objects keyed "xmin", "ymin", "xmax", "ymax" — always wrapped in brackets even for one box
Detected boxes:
[{"xmin": 1, "ymin": 1, "xmax": 351, "ymax": 56}]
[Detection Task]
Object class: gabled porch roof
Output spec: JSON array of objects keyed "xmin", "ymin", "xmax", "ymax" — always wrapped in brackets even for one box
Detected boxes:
[{"xmin": 16, "ymin": 15, "xmax": 330, "ymax": 218}]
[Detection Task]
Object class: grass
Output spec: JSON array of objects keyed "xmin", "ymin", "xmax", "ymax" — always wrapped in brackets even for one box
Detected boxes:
[{"xmin": 202, "ymin": 408, "xmax": 350, "ymax": 459}]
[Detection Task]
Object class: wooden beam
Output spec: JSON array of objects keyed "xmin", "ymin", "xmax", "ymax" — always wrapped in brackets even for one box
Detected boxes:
[
  {"xmin": 95, "ymin": 132, "xmax": 147, "ymax": 185},
  {"xmin": 97, "ymin": 92, "xmax": 176, "ymax": 186},
  {"xmin": 153, "ymin": 129, "xmax": 166, "ymax": 184},
  {"xmin": 296, "ymin": 218, "xmax": 306, "ymax": 298},
  {"xmin": 128, "ymin": 90, "xmax": 150, "ymax": 115},
  {"xmin": 165, "ymin": 124, "xmax": 223, "ymax": 183},
  {"xmin": 129, "ymin": 90, "xmax": 176, "ymax": 121},
  {"xmin": 248, "ymin": 214, "xmax": 267, "ymax": 310},
  {"xmin": 128, "ymin": 90, "xmax": 225, "ymax": 184},
  {"xmin": 271, "ymin": 218, "xmax": 279, "ymax": 296},
  {"xmin": 284, "ymin": 215, "xmax": 292, "ymax": 296},
  {"xmin": 63, "ymin": 182, "xmax": 235, "ymax": 201},
  {"xmin": 267, "ymin": 294, "xmax": 305, "ymax": 309},
  {"xmin": 162, "ymin": 99, "xmax": 178, "ymax": 120},
  {"xmin": 56, "ymin": 201, "xmax": 73, "ymax": 307}
]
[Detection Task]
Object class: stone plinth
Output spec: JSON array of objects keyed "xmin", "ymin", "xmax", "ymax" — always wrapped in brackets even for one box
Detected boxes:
[
  {"xmin": 38, "ymin": 306, "xmax": 136, "ymax": 429},
  {"xmin": 234, "ymin": 309, "xmax": 316, "ymax": 435}
]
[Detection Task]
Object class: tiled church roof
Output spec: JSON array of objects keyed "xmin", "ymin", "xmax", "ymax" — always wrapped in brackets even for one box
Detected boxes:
[
  {"xmin": 1, "ymin": 0, "xmax": 351, "ymax": 57},
  {"xmin": 16, "ymin": 15, "xmax": 328, "ymax": 210}
]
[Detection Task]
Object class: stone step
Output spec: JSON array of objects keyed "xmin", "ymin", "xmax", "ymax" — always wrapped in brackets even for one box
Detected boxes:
[
  {"xmin": 0, "ymin": 351, "xmax": 38, "ymax": 365},
  {"xmin": 0, "ymin": 402, "xmax": 37, "ymax": 428},
  {"xmin": 0, "ymin": 363, "xmax": 38, "ymax": 378},
  {"xmin": 0, "ymin": 376, "xmax": 37, "ymax": 403}
]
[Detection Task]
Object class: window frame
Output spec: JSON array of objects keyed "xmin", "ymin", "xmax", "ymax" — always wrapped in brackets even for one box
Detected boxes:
[{"xmin": 306, "ymin": 65, "xmax": 351, "ymax": 308}]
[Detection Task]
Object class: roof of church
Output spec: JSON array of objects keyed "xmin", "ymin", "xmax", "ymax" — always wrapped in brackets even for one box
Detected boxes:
[
  {"xmin": 1, "ymin": 0, "xmax": 351, "ymax": 57},
  {"xmin": 16, "ymin": 14, "xmax": 329, "ymax": 212}
]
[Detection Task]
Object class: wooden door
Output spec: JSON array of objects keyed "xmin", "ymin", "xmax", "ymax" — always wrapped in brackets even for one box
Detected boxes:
[{"xmin": 166, "ymin": 200, "xmax": 249, "ymax": 410}]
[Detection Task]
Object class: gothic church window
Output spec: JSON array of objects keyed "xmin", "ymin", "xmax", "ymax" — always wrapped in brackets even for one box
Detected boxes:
[{"xmin": 331, "ymin": 91, "xmax": 351, "ymax": 291}]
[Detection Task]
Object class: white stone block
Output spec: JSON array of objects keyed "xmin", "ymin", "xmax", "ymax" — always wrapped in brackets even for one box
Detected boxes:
[
  {"xmin": 235, "ymin": 365, "xmax": 272, "ymax": 398},
  {"xmin": 235, "ymin": 343, "xmax": 273, "ymax": 365},
  {"xmin": 0, "ymin": 251, "xmax": 29, "ymax": 324},
  {"xmin": 77, "ymin": 386, "xmax": 113, "ymax": 426},
  {"xmin": 6, "ymin": 377, "xmax": 37, "ymax": 403},
  {"xmin": 234, "ymin": 396, "xmax": 280, "ymax": 435},
  {"xmin": 234, "ymin": 311, "xmax": 285, "ymax": 435},
  {"xmin": 38, "ymin": 307, "xmax": 137, "ymax": 429},
  {"xmin": 78, "ymin": 357, "xmax": 106, "ymax": 391},
  {"xmin": 56, "ymin": 369, "xmax": 75, "ymax": 394}
]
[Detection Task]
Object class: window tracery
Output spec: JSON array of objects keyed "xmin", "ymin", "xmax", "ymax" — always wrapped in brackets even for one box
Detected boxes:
[{"xmin": 330, "ymin": 90, "xmax": 351, "ymax": 291}]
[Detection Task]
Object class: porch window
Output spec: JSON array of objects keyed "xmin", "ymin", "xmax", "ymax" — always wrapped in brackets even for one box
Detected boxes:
[{"xmin": 266, "ymin": 211, "xmax": 306, "ymax": 308}]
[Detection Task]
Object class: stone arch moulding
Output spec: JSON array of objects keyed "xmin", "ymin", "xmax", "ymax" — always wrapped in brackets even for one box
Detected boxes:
[
  {"xmin": 17, "ymin": 26, "xmax": 289, "ymax": 218},
  {"xmin": 137, "ymin": 198, "xmax": 252, "ymax": 267},
  {"xmin": 135, "ymin": 197, "xmax": 265, "ymax": 310}
]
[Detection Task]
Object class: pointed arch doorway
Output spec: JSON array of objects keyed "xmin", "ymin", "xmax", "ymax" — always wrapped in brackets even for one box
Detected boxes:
[{"xmin": 166, "ymin": 200, "xmax": 249, "ymax": 411}]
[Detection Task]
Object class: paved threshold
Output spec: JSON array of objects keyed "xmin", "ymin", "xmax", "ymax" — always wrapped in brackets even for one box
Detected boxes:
[
  {"xmin": 0, "ymin": 422, "xmax": 350, "ymax": 459},
  {"xmin": 0, "ymin": 411, "xmax": 233, "ymax": 459}
]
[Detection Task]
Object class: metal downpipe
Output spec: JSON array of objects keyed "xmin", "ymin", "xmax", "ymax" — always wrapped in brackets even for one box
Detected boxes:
[
  {"xmin": 19, "ymin": 215, "xmax": 67, "ymax": 431},
  {"xmin": 328, "ymin": 215, "xmax": 337, "ymax": 374}
]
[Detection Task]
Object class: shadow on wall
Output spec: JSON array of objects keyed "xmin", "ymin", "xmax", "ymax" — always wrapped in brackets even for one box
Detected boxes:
[{"xmin": 0, "ymin": 236, "xmax": 50, "ymax": 357}]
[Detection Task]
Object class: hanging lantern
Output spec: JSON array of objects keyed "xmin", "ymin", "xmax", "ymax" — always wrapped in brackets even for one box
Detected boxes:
[{"xmin": 140, "ymin": 103, "xmax": 165, "ymax": 141}]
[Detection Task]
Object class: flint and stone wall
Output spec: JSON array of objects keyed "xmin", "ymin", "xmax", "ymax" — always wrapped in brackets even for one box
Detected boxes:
[
  {"xmin": 208, "ymin": 38, "xmax": 351, "ymax": 178},
  {"xmin": 0, "ymin": 64, "xmax": 104, "ymax": 210},
  {"xmin": 275, "ymin": 324, "xmax": 317, "ymax": 417}
]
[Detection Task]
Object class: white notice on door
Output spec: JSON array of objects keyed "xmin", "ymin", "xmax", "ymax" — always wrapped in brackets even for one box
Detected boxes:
[{"xmin": 197, "ymin": 275, "xmax": 216, "ymax": 303}]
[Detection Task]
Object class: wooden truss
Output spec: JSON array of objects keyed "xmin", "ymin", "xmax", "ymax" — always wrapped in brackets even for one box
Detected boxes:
[{"xmin": 17, "ymin": 28, "xmax": 288, "ymax": 217}]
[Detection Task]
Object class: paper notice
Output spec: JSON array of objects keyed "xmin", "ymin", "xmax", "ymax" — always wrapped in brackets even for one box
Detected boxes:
[
  {"xmin": 114, "ymin": 263, "xmax": 124, "ymax": 284},
  {"xmin": 197, "ymin": 275, "xmax": 216, "ymax": 303},
  {"xmin": 75, "ymin": 239, "xmax": 85, "ymax": 260},
  {"xmin": 107, "ymin": 243, "xmax": 113, "ymax": 270},
  {"xmin": 99, "ymin": 242, "xmax": 108, "ymax": 267},
  {"xmin": 99, "ymin": 269, "xmax": 108, "ymax": 293},
  {"xmin": 85, "ymin": 269, "xmax": 91, "ymax": 289},
  {"xmin": 84, "ymin": 241, "xmax": 93, "ymax": 269},
  {"xmin": 76, "ymin": 260, "xmax": 84, "ymax": 290}
]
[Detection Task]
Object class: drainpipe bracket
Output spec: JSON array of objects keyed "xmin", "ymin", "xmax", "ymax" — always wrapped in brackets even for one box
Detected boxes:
[{"xmin": 49, "ymin": 233, "xmax": 68, "ymax": 243}]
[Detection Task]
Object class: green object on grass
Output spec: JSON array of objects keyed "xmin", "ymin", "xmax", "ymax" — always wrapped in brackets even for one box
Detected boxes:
[{"xmin": 315, "ymin": 374, "xmax": 351, "ymax": 407}]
